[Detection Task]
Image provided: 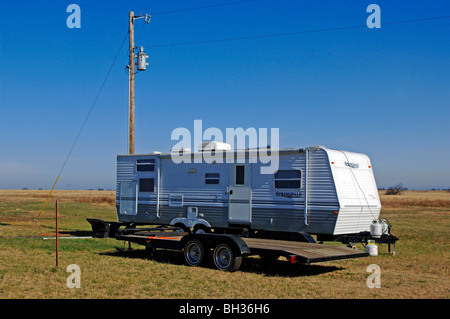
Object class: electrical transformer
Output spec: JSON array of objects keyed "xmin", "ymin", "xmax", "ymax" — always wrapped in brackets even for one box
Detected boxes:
[{"xmin": 137, "ymin": 46, "xmax": 149, "ymax": 71}]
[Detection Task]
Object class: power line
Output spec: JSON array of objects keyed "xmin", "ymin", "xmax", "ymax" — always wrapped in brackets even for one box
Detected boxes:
[
  {"xmin": 138, "ymin": 1, "xmax": 255, "ymax": 43},
  {"xmin": 144, "ymin": 15, "xmax": 450, "ymax": 48},
  {"xmin": 36, "ymin": 31, "xmax": 128, "ymax": 221},
  {"xmin": 58, "ymin": 31, "xmax": 128, "ymax": 177},
  {"xmin": 150, "ymin": 0, "xmax": 254, "ymax": 16}
]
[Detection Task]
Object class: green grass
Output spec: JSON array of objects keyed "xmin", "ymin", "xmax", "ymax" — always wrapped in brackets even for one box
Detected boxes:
[{"xmin": 0, "ymin": 190, "xmax": 449, "ymax": 299}]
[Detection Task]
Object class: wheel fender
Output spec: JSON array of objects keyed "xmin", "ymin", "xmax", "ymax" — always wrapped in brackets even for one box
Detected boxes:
[
  {"xmin": 180, "ymin": 234, "xmax": 250, "ymax": 256},
  {"xmin": 170, "ymin": 217, "xmax": 192, "ymax": 229},
  {"xmin": 170, "ymin": 218, "xmax": 211, "ymax": 229},
  {"xmin": 213, "ymin": 235, "xmax": 250, "ymax": 256},
  {"xmin": 192, "ymin": 219, "xmax": 212, "ymax": 230}
]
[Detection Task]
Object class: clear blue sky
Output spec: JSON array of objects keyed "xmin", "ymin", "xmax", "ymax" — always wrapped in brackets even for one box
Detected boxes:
[{"xmin": 0, "ymin": 0, "xmax": 449, "ymax": 190}]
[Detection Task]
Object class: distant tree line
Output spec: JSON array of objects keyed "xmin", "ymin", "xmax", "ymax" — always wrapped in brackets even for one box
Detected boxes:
[
  {"xmin": 384, "ymin": 183, "xmax": 408, "ymax": 195},
  {"xmin": 378, "ymin": 184, "xmax": 450, "ymax": 194}
]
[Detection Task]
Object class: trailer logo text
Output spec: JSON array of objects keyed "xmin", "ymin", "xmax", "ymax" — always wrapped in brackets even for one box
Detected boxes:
[
  {"xmin": 276, "ymin": 192, "xmax": 301, "ymax": 198},
  {"xmin": 345, "ymin": 161, "xmax": 359, "ymax": 169}
]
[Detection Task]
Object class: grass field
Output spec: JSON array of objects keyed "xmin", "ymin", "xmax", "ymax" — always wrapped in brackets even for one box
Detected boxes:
[{"xmin": 0, "ymin": 189, "xmax": 448, "ymax": 299}]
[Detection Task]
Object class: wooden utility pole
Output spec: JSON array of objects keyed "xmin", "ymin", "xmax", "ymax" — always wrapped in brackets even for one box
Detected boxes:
[
  {"xmin": 128, "ymin": 11, "xmax": 135, "ymax": 155},
  {"xmin": 55, "ymin": 200, "xmax": 59, "ymax": 268},
  {"xmin": 128, "ymin": 11, "xmax": 150, "ymax": 155}
]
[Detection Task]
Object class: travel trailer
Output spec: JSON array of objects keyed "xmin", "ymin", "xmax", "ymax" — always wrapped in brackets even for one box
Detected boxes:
[{"xmin": 114, "ymin": 143, "xmax": 381, "ymax": 240}]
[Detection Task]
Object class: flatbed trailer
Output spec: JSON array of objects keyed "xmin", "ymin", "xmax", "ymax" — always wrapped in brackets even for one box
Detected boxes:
[{"xmin": 88, "ymin": 219, "xmax": 368, "ymax": 272}]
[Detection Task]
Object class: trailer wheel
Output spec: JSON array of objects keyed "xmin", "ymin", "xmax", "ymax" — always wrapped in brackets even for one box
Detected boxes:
[
  {"xmin": 213, "ymin": 244, "xmax": 242, "ymax": 272},
  {"xmin": 184, "ymin": 239, "xmax": 205, "ymax": 267}
]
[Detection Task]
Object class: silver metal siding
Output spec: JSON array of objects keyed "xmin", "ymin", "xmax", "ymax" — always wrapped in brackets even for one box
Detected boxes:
[
  {"xmin": 251, "ymin": 150, "xmax": 339, "ymax": 234},
  {"xmin": 157, "ymin": 157, "xmax": 229, "ymax": 227},
  {"xmin": 305, "ymin": 149, "xmax": 339, "ymax": 233}
]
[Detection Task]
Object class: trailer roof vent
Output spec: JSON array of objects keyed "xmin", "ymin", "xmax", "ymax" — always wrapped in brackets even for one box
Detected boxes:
[
  {"xmin": 171, "ymin": 147, "xmax": 191, "ymax": 153},
  {"xmin": 199, "ymin": 141, "xmax": 231, "ymax": 152}
]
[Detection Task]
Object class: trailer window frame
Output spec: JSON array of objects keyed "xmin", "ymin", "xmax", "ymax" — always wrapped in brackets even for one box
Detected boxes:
[
  {"xmin": 205, "ymin": 173, "xmax": 220, "ymax": 185},
  {"xmin": 273, "ymin": 169, "xmax": 302, "ymax": 189},
  {"xmin": 136, "ymin": 159, "xmax": 155, "ymax": 172}
]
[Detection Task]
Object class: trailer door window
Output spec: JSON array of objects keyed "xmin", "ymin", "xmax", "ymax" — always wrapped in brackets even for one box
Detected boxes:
[
  {"xmin": 136, "ymin": 159, "xmax": 155, "ymax": 172},
  {"xmin": 139, "ymin": 178, "xmax": 155, "ymax": 192},
  {"xmin": 235, "ymin": 165, "xmax": 245, "ymax": 185},
  {"xmin": 205, "ymin": 173, "xmax": 220, "ymax": 184},
  {"xmin": 274, "ymin": 170, "xmax": 301, "ymax": 189}
]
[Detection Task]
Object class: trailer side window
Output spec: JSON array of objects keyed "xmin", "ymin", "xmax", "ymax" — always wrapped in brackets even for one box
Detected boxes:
[
  {"xmin": 136, "ymin": 159, "xmax": 155, "ymax": 172},
  {"xmin": 205, "ymin": 173, "xmax": 220, "ymax": 184},
  {"xmin": 139, "ymin": 178, "xmax": 154, "ymax": 192},
  {"xmin": 235, "ymin": 165, "xmax": 245, "ymax": 185},
  {"xmin": 274, "ymin": 170, "xmax": 301, "ymax": 189}
]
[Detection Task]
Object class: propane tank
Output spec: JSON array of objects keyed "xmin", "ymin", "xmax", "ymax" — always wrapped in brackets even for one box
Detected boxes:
[
  {"xmin": 370, "ymin": 220, "xmax": 383, "ymax": 238},
  {"xmin": 137, "ymin": 46, "xmax": 149, "ymax": 71},
  {"xmin": 366, "ymin": 240, "xmax": 378, "ymax": 256},
  {"xmin": 379, "ymin": 219, "xmax": 390, "ymax": 235}
]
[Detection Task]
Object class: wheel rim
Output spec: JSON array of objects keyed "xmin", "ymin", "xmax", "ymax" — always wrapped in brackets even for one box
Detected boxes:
[
  {"xmin": 214, "ymin": 245, "xmax": 233, "ymax": 270},
  {"xmin": 185, "ymin": 241, "xmax": 202, "ymax": 265}
]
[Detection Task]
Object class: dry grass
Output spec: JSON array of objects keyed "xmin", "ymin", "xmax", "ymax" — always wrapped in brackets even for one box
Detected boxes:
[
  {"xmin": 0, "ymin": 189, "xmax": 115, "ymax": 206},
  {"xmin": 0, "ymin": 189, "xmax": 449, "ymax": 299},
  {"xmin": 380, "ymin": 190, "xmax": 450, "ymax": 209}
]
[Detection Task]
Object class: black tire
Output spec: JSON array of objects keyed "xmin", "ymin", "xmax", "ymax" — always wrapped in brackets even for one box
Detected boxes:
[
  {"xmin": 184, "ymin": 239, "xmax": 204, "ymax": 267},
  {"xmin": 213, "ymin": 244, "xmax": 242, "ymax": 272}
]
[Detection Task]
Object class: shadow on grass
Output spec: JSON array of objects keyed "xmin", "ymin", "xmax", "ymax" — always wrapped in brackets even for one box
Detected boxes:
[
  {"xmin": 59, "ymin": 230, "xmax": 93, "ymax": 237},
  {"xmin": 38, "ymin": 225, "xmax": 94, "ymax": 237},
  {"xmin": 100, "ymin": 247, "xmax": 342, "ymax": 278}
]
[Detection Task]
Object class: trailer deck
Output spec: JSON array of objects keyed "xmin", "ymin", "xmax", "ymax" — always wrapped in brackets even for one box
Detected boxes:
[
  {"xmin": 111, "ymin": 224, "xmax": 368, "ymax": 271},
  {"xmin": 241, "ymin": 237, "xmax": 368, "ymax": 263}
]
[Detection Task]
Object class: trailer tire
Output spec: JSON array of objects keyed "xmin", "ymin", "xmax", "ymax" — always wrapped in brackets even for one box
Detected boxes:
[
  {"xmin": 184, "ymin": 239, "xmax": 205, "ymax": 267},
  {"xmin": 213, "ymin": 244, "xmax": 242, "ymax": 272}
]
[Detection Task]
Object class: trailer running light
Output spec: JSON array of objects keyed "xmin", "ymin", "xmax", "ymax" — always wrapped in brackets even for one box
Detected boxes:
[
  {"xmin": 333, "ymin": 211, "xmax": 339, "ymax": 215},
  {"xmin": 331, "ymin": 162, "xmax": 334, "ymax": 164},
  {"xmin": 369, "ymin": 166, "xmax": 371, "ymax": 168},
  {"xmin": 289, "ymin": 256, "xmax": 296, "ymax": 264}
]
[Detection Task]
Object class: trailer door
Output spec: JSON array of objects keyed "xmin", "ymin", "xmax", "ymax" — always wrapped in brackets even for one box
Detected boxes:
[
  {"xmin": 228, "ymin": 164, "xmax": 252, "ymax": 225},
  {"xmin": 119, "ymin": 181, "xmax": 138, "ymax": 215}
]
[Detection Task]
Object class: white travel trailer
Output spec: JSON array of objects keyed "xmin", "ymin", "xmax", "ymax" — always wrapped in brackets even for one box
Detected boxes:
[{"xmin": 115, "ymin": 144, "xmax": 382, "ymax": 240}]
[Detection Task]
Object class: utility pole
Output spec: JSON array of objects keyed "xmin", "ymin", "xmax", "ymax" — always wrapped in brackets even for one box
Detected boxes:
[
  {"xmin": 128, "ymin": 11, "xmax": 136, "ymax": 155},
  {"xmin": 128, "ymin": 11, "xmax": 151, "ymax": 155}
]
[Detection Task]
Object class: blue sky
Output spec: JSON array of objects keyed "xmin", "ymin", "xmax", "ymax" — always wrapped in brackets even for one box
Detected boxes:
[{"xmin": 0, "ymin": 0, "xmax": 449, "ymax": 190}]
